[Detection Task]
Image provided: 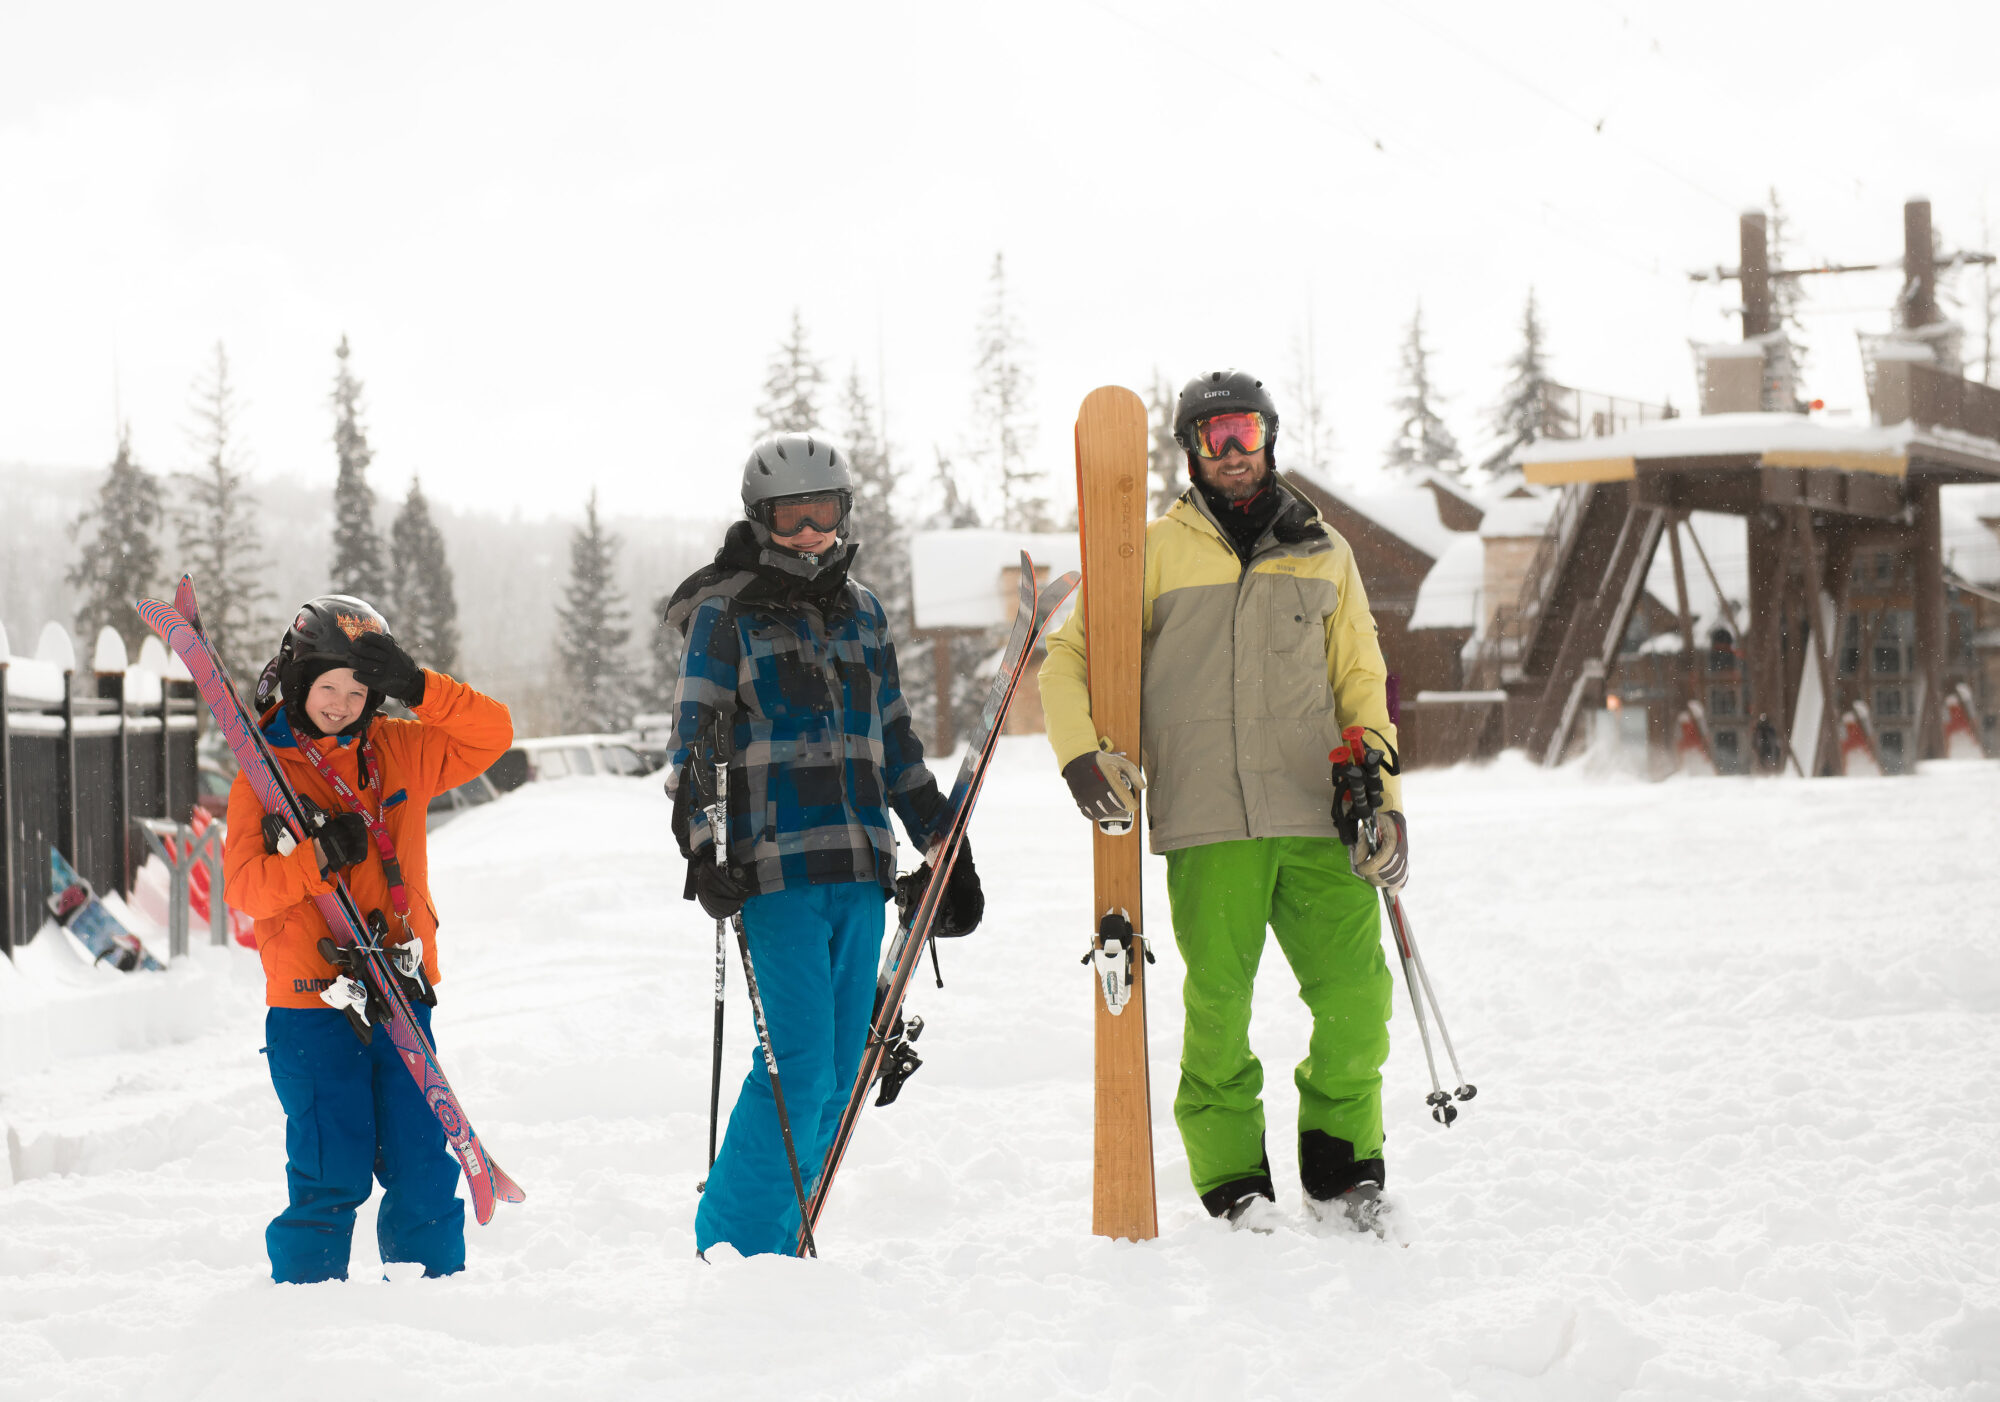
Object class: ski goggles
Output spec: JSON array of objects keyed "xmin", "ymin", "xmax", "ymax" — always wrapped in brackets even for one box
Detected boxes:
[
  {"xmin": 1190, "ymin": 411, "xmax": 1268, "ymax": 459},
  {"xmin": 764, "ymin": 492, "xmax": 850, "ymax": 537}
]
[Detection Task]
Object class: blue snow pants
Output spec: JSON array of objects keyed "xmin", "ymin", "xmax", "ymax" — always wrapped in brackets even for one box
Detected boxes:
[
  {"xmin": 695, "ymin": 881, "xmax": 887, "ymax": 1258},
  {"xmin": 263, "ymin": 1003, "xmax": 466, "ymax": 1283}
]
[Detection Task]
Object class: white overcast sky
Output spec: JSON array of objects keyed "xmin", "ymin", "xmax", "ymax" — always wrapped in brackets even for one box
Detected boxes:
[{"xmin": 3, "ymin": 1, "xmax": 1995, "ymax": 524}]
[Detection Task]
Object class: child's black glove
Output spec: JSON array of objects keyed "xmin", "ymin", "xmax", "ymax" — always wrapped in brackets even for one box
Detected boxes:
[
  {"xmin": 316, "ymin": 811, "xmax": 371, "ymax": 875},
  {"xmin": 350, "ymin": 633, "xmax": 426, "ymax": 707}
]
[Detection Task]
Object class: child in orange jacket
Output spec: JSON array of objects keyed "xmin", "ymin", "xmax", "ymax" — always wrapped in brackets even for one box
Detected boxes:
[{"xmin": 223, "ymin": 595, "xmax": 511, "ymax": 1283}]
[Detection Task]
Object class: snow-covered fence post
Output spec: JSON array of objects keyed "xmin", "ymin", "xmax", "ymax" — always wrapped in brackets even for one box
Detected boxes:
[
  {"xmin": 41, "ymin": 623, "xmax": 81, "ymax": 872},
  {"xmin": 95, "ymin": 628, "xmax": 134, "ymax": 894},
  {"xmin": 138, "ymin": 818, "xmax": 194, "ymax": 961}
]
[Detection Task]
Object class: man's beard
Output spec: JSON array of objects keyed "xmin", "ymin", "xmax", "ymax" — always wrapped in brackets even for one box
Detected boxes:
[{"xmin": 1206, "ymin": 464, "xmax": 1270, "ymax": 502}]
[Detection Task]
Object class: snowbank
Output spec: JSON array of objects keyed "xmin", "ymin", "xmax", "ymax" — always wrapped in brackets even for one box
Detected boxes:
[{"xmin": 0, "ymin": 753, "xmax": 1996, "ymax": 1400}]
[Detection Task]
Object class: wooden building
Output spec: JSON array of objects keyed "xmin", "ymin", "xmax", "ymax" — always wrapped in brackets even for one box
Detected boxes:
[{"xmin": 1282, "ymin": 470, "xmax": 1479, "ymax": 766}]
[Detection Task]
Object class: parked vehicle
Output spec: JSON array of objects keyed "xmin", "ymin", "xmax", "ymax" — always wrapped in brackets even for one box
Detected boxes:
[
  {"xmin": 490, "ymin": 734, "xmax": 655, "ymax": 793},
  {"xmin": 426, "ymin": 773, "xmax": 503, "ymax": 831},
  {"xmin": 196, "ymin": 760, "xmax": 233, "ymax": 818}
]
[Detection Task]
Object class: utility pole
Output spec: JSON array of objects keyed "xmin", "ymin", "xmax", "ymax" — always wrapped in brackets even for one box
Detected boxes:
[
  {"xmin": 1901, "ymin": 198, "xmax": 1939, "ymax": 329},
  {"xmin": 1739, "ymin": 211, "xmax": 1773, "ymax": 339}
]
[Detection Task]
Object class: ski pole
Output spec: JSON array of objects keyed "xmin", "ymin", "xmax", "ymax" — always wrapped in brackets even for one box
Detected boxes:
[
  {"xmin": 1387, "ymin": 892, "xmax": 1474, "ymax": 1109},
  {"xmin": 695, "ymin": 715, "xmax": 731, "ymax": 1194},
  {"xmin": 1332, "ymin": 729, "xmax": 1477, "ymax": 1128},
  {"xmin": 704, "ymin": 917, "xmax": 726, "ymax": 1181},
  {"xmin": 735, "ymin": 916, "xmax": 817, "ymax": 1259}
]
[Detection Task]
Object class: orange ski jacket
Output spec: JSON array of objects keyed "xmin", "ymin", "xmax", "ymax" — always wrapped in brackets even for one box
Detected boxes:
[{"xmin": 222, "ymin": 671, "xmax": 513, "ymax": 1009}]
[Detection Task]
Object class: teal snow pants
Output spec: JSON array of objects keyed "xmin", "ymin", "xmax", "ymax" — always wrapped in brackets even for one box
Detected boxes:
[
  {"xmin": 695, "ymin": 880, "xmax": 886, "ymax": 1258},
  {"xmin": 1162, "ymin": 836, "xmax": 1393, "ymax": 1213}
]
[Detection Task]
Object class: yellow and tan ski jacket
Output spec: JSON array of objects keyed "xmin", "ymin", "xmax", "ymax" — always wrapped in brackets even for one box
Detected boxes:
[{"xmin": 1040, "ymin": 482, "xmax": 1402, "ymax": 855}]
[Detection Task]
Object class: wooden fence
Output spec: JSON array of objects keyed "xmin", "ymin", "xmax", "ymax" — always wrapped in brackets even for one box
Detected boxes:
[{"xmin": 0, "ymin": 621, "xmax": 202, "ymax": 960}]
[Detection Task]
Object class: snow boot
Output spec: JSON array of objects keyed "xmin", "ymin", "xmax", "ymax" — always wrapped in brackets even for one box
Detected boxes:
[
  {"xmin": 1223, "ymin": 1192, "xmax": 1283, "ymax": 1234},
  {"xmin": 1304, "ymin": 1183, "xmax": 1394, "ymax": 1239}
]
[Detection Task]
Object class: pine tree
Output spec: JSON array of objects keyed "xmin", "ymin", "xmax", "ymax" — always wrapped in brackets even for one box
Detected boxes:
[
  {"xmin": 1972, "ymin": 209, "xmax": 1996, "ymax": 386},
  {"xmin": 756, "ymin": 308, "xmax": 828, "ymax": 436},
  {"xmin": 842, "ymin": 366, "xmax": 907, "ymax": 607},
  {"xmin": 1385, "ymin": 304, "xmax": 1462, "ymax": 479},
  {"xmin": 969, "ymin": 253, "xmax": 1049, "ymax": 530},
  {"xmin": 1767, "ymin": 187, "xmax": 1809, "ymax": 380},
  {"xmin": 554, "ymin": 489, "xmax": 636, "ymax": 733},
  {"xmin": 1483, "ymin": 289, "xmax": 1567, "ymax": 477},
  {"xmin": 386, "ymin": 477, "xmax": 460, "ymax": 674},
  {"xmin": 919, "ymin": 446, "xmax": 988, "ymax": 751},
  {"xmin": 1287, "ymin": 312, "xmax": 1337, "ymax": 479},
  {"xmin": 328, "ymin": 335, "xmax": 387, "ymax": 601},
  {"xmin": 1145, "ymin": 369, "xmax": 1185, "ymax": 517},
  {"xmin": 928, "ymin": 446, "xmax": 982, "ymax": 530},
  {"xmin": 642, "ymin": 594, "xmax": 683, "ymax": 719},
  {"xmin": 840, "ymin": 364, "xmax": 933, "ymax": 742},
  {"xmin": 171, "ymin": 342, "xmax": 269, "ymax": 683},
  {"xmin": 67, "ymin": 426, "xmax": 164, "ymax": 657}
]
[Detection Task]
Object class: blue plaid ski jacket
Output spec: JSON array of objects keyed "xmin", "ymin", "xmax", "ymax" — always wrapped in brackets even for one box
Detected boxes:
[{"xmin": 664, "ymin": 522, "xmax": 948, "ymax": 898}]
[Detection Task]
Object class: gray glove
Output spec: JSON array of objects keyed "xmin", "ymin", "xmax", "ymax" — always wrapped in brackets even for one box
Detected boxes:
[
  {"xmin": 1061, "ymin": 745, "xmax": 1144, "ymax": 823},
  {"xmin": 1350, "ymin": 811, "xmax": 1408, "ymax": 890}
]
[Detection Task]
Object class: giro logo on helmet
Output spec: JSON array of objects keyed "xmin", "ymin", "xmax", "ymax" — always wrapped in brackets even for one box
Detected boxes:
[{"xmin": 1203, "ymin": 389, "xmax": 1233, "ymax": 399}]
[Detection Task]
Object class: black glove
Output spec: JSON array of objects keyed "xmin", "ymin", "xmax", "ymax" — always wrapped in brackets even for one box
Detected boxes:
[
  {"xmin": 670, "ymin": 770, "xmax": 694, "ymax": 856},
  {"xmin": 896, "ymin": 839, "xmax": 984, "ymax": 938},
  {"xmin": 687, "ymin": 858, "xmax": 749, "ymax": 921},
  {"xmin": 316, "ymin": 811, "xmax": 371, "ymax": 875},
  {"xmin": 349, "ymin": 632, "xmax": 426, "ymax": 707}
]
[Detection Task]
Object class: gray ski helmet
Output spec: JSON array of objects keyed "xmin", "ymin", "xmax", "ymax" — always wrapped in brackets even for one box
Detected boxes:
[
  {"xmin": 1173, "ymin": 370, "xmax": 1281, "ymax": 457},
  {"xmin": 740, "ymin": 433, "xmax": 853, "ymax": 523}
]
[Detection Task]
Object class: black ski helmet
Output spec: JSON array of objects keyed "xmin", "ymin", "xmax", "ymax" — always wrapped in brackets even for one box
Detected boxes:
[
  {"xmin": 1173, "ymin": 370, "xmax": 1281, "ymax": 467},
  {"xmin": 262, "ymin": 595, "xmax": 393, "ymax": 737},
  {"xmin": 740, "ymin": 433, "xmax": 854, "ymax": 527}
]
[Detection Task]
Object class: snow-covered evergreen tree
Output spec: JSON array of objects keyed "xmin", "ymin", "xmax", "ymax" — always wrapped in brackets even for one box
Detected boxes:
[
  {"xmin": 756, "ymin": 308, "xmax": 828, "ymax": 436},
  {"xmin": 843, "ymin": 367, "xmax": 908, "ymax": 616},
  {"xmin": 968, "ymin": 253, "xmax": 1048, "ymax": 530},
  {"xmin": 171, "ymin": 343, "xmax": 269, "ymax": 683},
  {"xmin": 1767, "ymin": 188, "xmax": 1809, "ymax": 382},
  {"xmin": 841, "ymin": 365, "xmax": 933, "ymax": 741},
  {"xmin": 386, "ymin": 476, "xmax": 460, "ymax": 674},
  {"xmin": 928, "ymin": 446, "xmax": 982, "ymax": 531},
  {"xmin": 918, "ymin": 445, "xmax": 986, "ymax": 752},
  {"xmin": 67, "ymin": 426, "xmax": 164, "ymax": 656},
  {"xmin": 554, "ymin": 489, "xmax": 636, "ymax": 733},
  {"xmin": 1385, "ymin": 304, "xmax": 1461, "ymax": 480},
  {"xmin": 1145, "ymin": 369, "xmax": 1185, "ymax": 517},
  {"xmin": 1482, "ymin": 289, "xmax": 1567, "ymax": 477},
  {"xmin": 1287, "ymin": 313, "xmax": 1337, "ymax": 480},
  {"xmin": 329, "ymin": 335, "xmax": 387, "ymax": 601}
]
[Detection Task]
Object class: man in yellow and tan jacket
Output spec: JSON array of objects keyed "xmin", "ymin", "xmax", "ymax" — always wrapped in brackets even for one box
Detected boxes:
[{"xmin": 1040, "ymin": 368, "xmax": 1407, "ymax": 1238}]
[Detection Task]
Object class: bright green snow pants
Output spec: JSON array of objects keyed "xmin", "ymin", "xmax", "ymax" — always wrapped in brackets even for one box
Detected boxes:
[{"xmin": 1163, "ymin": 836, "xmax": 1392, "ymax": 1209}]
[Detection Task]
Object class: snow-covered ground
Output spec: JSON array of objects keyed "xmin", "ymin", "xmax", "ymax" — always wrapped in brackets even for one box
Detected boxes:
[{"xmin": 2, "ymin": 741, "xmax": 1996, "ymax": 1401}]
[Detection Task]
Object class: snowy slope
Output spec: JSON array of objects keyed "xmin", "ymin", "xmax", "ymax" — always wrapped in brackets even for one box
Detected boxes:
[{"xmin": 1, "ymin": 744, "xmax": 1997, "ymax": 1401}]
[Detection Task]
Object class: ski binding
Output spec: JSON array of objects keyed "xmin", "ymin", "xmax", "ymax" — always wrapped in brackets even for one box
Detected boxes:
[{"xmin": 1085, "ymin": 909, "xmax": 1151, "ymax": 1015}]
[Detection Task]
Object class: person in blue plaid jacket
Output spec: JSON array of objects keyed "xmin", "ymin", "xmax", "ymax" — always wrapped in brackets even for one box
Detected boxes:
[{"xmin": 666, "ymin": 432, "xmax": 983, "ymax": 1258}]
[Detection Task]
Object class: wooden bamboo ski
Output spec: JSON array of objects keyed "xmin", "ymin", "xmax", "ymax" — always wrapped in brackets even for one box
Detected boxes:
[{"xmin": 1074, "ymin": 385, "xmax": 1158, "ymax": 1241}]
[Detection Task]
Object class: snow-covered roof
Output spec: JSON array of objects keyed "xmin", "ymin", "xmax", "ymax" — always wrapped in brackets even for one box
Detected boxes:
[
  {"xmin": 909, "ymin": 529, "xmax": 1081, "ymax": 630},
  {"xmin": 1289, "ymin": 467, "xmax": 1460, "ymax": 561},
  {"xmin": 1513, "ymin": 411, "xmax": 2000, "ymax": 485},
  {"xmin": 1944, "ymin": 488, "xmax": 2000, "ymax": 585},
  {"xmin": 1408, "ymin": 532, "xmax": 1486, "ymax": 632},
  {"xmin": 1478, "ymin": 494, "xmax": 1556, "ymax": 539}
]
